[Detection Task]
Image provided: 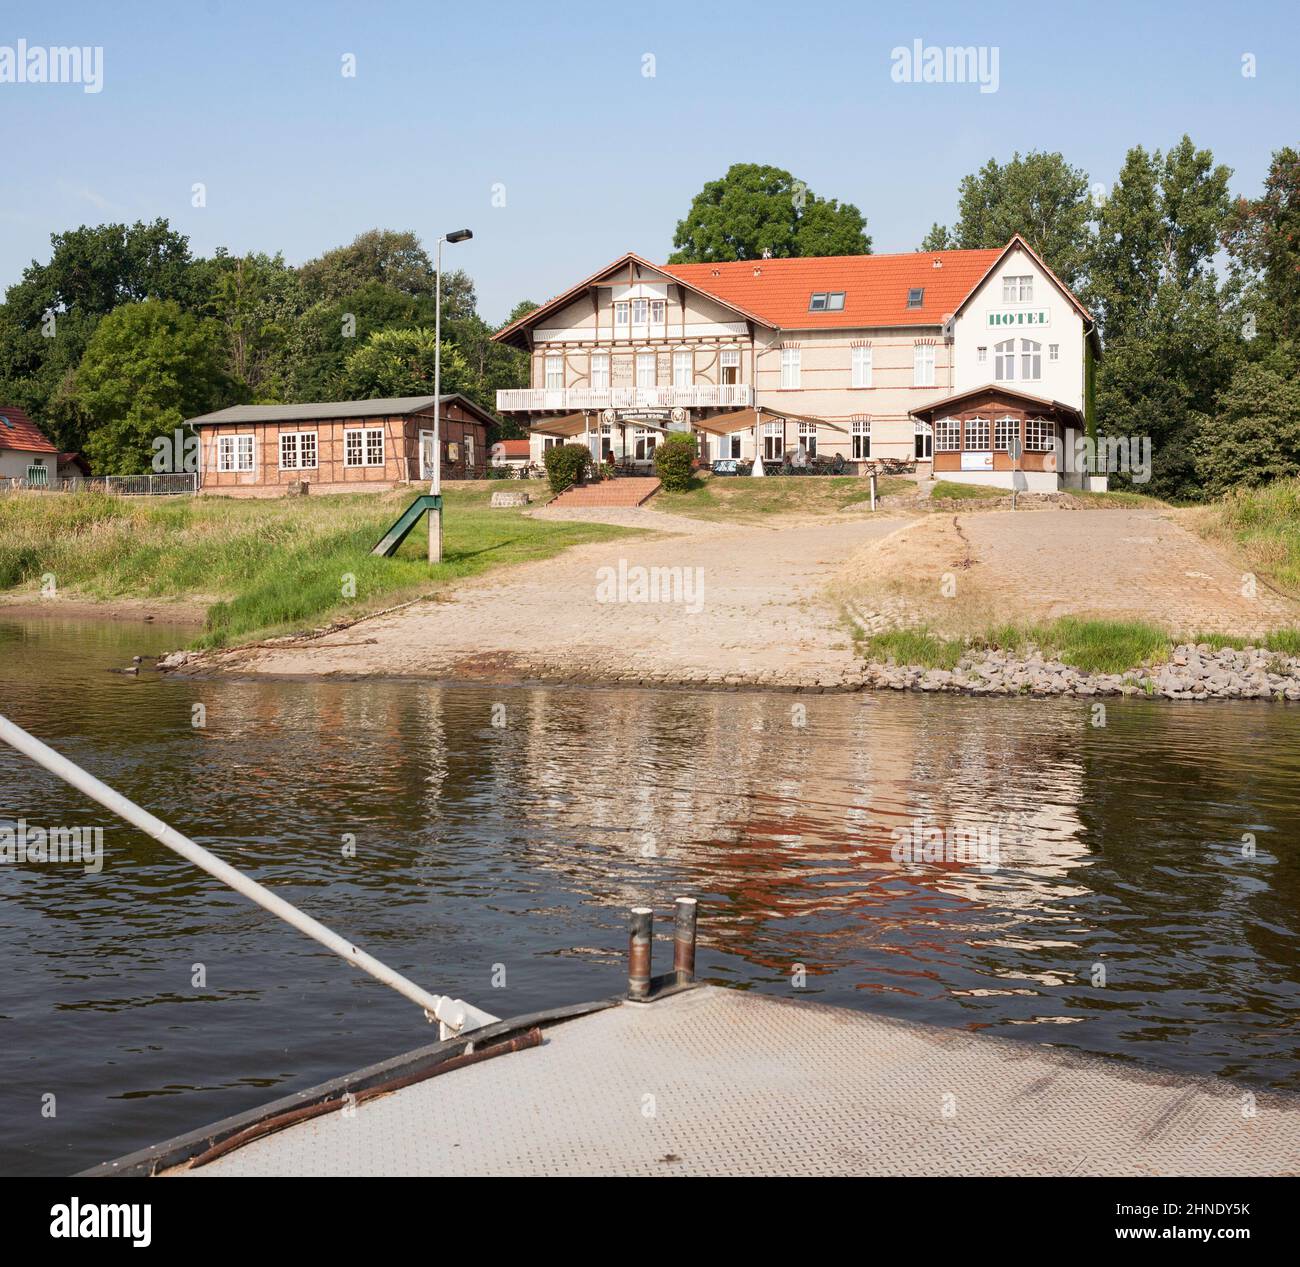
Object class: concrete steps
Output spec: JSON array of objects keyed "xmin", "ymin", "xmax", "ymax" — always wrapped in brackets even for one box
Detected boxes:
[{"xmin": 547, "ymin": 478, "xmax": 660, "ymax": 508}]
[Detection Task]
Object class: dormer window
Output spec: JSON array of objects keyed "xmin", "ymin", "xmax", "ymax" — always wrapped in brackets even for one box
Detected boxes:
[
  {"xmin": 907, "ymin": 288, "xmax": 925, "ymax": 308},
  {"xmin": 809, "ymin": 291, "xmax": 845, "ymax": 312}
]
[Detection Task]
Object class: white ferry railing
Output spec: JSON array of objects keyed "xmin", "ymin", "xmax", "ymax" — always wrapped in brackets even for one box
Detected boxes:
[{"xmin": 0, "ymin": 713, "xmax": 499, "ymax": 1039}]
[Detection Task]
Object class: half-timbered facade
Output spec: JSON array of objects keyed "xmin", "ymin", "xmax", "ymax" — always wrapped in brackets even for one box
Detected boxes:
[
  {"xmin": 492, "ymin": 235, "xmax": 1101, "ymax": 490},
  {"xmin": 188, "ymin": 395, "xmax": 495, "ymax": 496}
]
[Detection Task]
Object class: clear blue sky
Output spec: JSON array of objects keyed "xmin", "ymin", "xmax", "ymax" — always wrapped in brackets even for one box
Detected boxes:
[{"xmin": 1, "ymin": 0, "xmax": 1296, "ymax": 323}]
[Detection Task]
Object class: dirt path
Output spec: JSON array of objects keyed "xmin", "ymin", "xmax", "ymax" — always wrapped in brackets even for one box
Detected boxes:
[
  {"xmin": 837, "ymin": 507, "xmax": 1300, "ymax": 638},
  {"xmin": 198, "ymin": 509, "xmax": 909, "ymax": 688}
]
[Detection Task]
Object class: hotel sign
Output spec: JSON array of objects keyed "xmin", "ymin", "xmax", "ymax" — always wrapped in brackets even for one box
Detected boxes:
[{"xmin": 987, "ymin": 308, "xmax": 1050, "ymax": 328}]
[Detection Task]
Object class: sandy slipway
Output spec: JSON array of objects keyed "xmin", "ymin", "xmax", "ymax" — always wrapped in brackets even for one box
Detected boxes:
[{"xmin": 158, "ymin": 507, "xmax": 1300, "ymax": 701}]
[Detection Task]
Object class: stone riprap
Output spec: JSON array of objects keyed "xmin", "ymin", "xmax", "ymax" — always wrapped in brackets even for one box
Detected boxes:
[{"xmin": 867, "ymin": 643, "xmax": 1300, "ymax": 701}]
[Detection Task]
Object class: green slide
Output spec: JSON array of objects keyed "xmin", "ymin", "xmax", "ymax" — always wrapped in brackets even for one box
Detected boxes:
[{"xmin": 370, "ymin": 494, "xmax": 442, "ymax": 557}]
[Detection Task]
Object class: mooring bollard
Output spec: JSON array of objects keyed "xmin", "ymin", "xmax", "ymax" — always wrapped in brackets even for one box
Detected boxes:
[
  {"xmin": 673, "ymin": 896, "xmax": 698, "ymax": 982},
  {"xmin": 628, "ymin": 907, "xmax": 653, "ymax": 999}
]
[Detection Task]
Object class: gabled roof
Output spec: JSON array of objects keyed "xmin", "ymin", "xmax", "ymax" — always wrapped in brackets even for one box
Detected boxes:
[
  {"xmin": 952, "ymin": 233, "xmax": 1101, "ymax": 354},
  {"xmin": 0, "ymin": 405, "xmax": 57, "ymax": 454},
  {"xmin": 187, "ymin": 394, "xmax": 498, "ymax": 429},
  {"xmin": 662, "ymin": 249, "xmax": 1002, "ymax": 331},
  {"xmin": 494, "ymin": 251, "xmax": 775, "ymax": 350},
  {"xmin": 909, "ymin": 383, "xmax": 1082, "ymax": 423}
]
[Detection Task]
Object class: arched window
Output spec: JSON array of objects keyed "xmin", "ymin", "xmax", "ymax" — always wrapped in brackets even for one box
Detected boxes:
[
  {"xmin": 1020, "ymin": 339, "xmax": 1042, "ymax": 381},
  {"xmin": 994, "ymin": 339, "xmax": 1016, "ymax": 381}
]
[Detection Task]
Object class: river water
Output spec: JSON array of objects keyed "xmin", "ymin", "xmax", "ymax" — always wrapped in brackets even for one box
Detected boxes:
[{"xmin": 2, "ymin": 614, "xmax": 1298, "ymax": 1174}]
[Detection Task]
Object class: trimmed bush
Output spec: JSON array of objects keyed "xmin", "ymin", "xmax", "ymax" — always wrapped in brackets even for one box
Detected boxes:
[
  {"xmin": 543, "ymin": 443, "xmax": 591, "ymax": 494},
  {"xmin": 653, "ymin": 432, "xmax": 697, "ymax": 492}
]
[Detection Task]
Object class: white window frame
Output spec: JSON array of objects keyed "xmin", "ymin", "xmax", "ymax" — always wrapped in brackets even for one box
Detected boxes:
[
  {"xmin": 1002, "ymin": 275, "xmax": 1033, "ymax": 302},
  {"xmin": 635, "ymin": 352, "xmax": 656, "ymax": 388},
  {"xmin": 720, "ymin": 348, "xmax": 740, "ymax": 384},
  {"xmin": 590, "ymin": 352, "xmax": 610, "ymax": 390},
  {"xmin": 963, "ymin": 416, "xmax": 991, "ymax": 452},
  {"xmin": 345, "ymin": 426, "xmax": 385, "ymax": 468},
  {"xmin": 464, "ymin": 434, "xmax": 475, "ymax": 471},
  {"xmin": 1025, "ymin": 417, "xmax": 1055, "ymax": 452},
  {"xmin": 763, "ymin": 419, "xmax": 785, "ymax": 460},
  {"xmin": 780, "ymin": 347, "xmax": 801, "ymax": 389},
  {"xmin": 672, "ymin": 350, "xmax": 692, "ymax": 388},
  {"xmin": 798, "ymin": 420, "xmax": 818, "ymax": 457},
  {"xmin": 994, "ymin": 338, "xmax": 1016, "ymax": 381},
  {"xmin": 976, "ymin": 346, "xmax": 988, "ymax": 364},
  {"xmin": 614, "ymin": 301, "xmax": 630, "ymax": 329},
  {"xmin": 1048, "ymin": 343, "xmax": 1059, "ymax": 362},
  {"xmin": 649, "ymin": 299, "xmax": 666, "ymax": 324},
  {"xmin": 631, "ymin": 298, "xmax": 649, "ymax": 325},
  {"xmin": 914, "ymin": 419, "xmax": 933, "ymax": 460},
  {"xmin": 913, "ymin": 342, "xmax": 935, "ymax": 388},
  {"xmin": 634, "ymin": 426, "xmax": 657, "ymax": 461},
  {"xmin": 851, "ymin": 417, "xmax": 871, "ymax": 460},
  {"xmin": 1021, "ymin": 339, "xmax": 1042, "ymax": 381},
  {"xmin": 544, "ymin": 354, "xmax": 564, "ymax": 390},
  {"xmin": 851, "ymin": 345, "xmax": 873, "ymax": 388},
  {"xmin": 934, "ymin": 417, "xmax": 960, "ymax": 452},
  {"xmin": 217, "ymin": 434, "xmax": 255, "ymax": 473},
  {"xmin": 993, "ymin": 417, "xmax": 1019, "ymax": 452},
  {"xmin": 278, "ymin": 430, "xmax": 318, "ymax": 471}
]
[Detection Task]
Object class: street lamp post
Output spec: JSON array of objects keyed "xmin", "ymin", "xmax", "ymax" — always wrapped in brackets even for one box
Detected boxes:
[{"xmin": 430, "ymin": 228, "xmax": 473, "ymax": 564}]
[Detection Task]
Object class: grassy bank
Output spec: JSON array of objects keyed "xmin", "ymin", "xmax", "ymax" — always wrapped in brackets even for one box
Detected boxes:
[
  {"xmin": 1198, "ymin": 477, "xmax": 1300, "ymax": 594},
  {"xmin": 655, "ymin": 472, "xmax": 914, "ymax": 521},
  {"xmin": 861, "ymin": 616, "xmax": 1300, "ymax": 674},
  {"xmin": 0, "ymin": 485, "xmax": 635, "ymax": 647}
]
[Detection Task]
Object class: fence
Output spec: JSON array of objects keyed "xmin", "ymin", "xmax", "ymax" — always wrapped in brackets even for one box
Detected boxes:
[{"xmin": 0, "ymin": 472, "xmax": 198, "ymax": 496}]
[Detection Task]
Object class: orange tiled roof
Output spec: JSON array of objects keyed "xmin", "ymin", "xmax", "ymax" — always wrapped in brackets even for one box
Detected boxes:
[
  {"xmin": 0, "ymin": 404, "xmax": 57, "ymax": 454},
  {"xmin": 496, "ymin": 439, "xmax": 530, "ymax": 457},
  {"xmin": 661, "ymin": 248, "xmax": 1004, "ymax": 330}
]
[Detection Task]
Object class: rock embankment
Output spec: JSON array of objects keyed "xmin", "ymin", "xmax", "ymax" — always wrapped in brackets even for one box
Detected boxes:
[{"xmin": 866, "ymin": 643, "xmax": 1300, "ymax": 701}]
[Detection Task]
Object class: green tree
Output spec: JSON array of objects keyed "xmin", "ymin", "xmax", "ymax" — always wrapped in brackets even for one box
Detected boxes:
[
  {"xmin": 1192, "ymin": 361, "xmax": 1300, "ymax": 498},
  {"xmin": 923, "ymin": 151, "xmax": 1094, "ymax": 285},
  {"xmin": 1089, "ymin": 138, "xmax": 1237, "ymax": 499},
  {"xmin": 669, "ymin": 163, "xmax": 870, "ymax": 262},
  {"xmin": 73, "ymin": 300, "xmax": 232, "ymax": 474},
  {"xmin": 1223, "ymin": 146, "xmax": 1300, "ymax": 360},
  {"xmin": 340, "ymin": 326, "xmax": 475, "ymax": 400},
  {"xmin": 299, "ymin": 229, "xmax": 435, "ymax": 301}
]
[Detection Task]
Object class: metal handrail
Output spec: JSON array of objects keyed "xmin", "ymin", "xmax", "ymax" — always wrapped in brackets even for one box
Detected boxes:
[{"xmin": 0, "ymin": 713, "xmax": 498, "ymax": 1038}]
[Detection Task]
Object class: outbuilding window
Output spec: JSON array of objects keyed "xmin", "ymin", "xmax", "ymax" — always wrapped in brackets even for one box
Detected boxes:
[
  {"xmin": 345, "ymin": 427, "xmax": 385, "ymax": 467},
  {"xmin": 217, "ymin": 434, "xmax": 254, "ymax": 472},
  {"xmin": 279, "ymin": 431, "xmax": 318, "ymax": 470},
  {"xmin": 994, "ymin": 417, "xmax": 1019, "ymax": 452}
]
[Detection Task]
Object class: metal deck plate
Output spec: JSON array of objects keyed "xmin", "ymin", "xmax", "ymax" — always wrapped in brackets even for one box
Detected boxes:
[{"xmin": 176, "ymin": 986, "xmax": 1300, "ymax": 1176}]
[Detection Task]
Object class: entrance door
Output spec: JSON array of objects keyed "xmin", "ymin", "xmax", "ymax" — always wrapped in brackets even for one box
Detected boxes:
[
  {"xmin": 915, "ymin": 422, "xmax": 933, "ymax": 461},
  {"xmin": 419, "ymin": 429, "xmax": 435, "ymax": 479}
]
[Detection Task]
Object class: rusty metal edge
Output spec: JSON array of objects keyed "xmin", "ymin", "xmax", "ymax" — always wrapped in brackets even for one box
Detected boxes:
[{"xmin": 77, "ymin": 996, "xmax": 623, "ymax": 1178}]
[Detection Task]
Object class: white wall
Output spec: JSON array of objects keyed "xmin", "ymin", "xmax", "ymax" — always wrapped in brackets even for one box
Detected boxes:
[
  {"xmin": 951, "ymin": 246, "xmax": 1085, "ymax": 410},
  {"xmin": 0, "ymin": 449, "xmax": 55, "ymax": 480}
]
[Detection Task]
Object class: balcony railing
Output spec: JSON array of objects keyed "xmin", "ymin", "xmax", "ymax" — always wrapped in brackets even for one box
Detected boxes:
[{"xmin": 496, "ymin": 384, "xmax": 753, "ymax": 412}]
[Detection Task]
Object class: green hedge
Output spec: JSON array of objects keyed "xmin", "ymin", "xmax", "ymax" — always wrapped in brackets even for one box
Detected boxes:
[
  {"xmin": 543, "ymin": 443, "xmax": 592, "ymax": 494},
  {"xmin": 653, "ymin": 432, "xmax": 697, "ymax": 492}
]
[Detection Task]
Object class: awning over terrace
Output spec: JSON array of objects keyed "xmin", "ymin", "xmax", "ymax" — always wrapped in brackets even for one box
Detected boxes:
[{"xmin": 691, "ymin": 407, "xmax": 846, "ymax": 435}]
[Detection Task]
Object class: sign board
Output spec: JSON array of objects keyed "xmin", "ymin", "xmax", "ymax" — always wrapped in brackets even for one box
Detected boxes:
[
  {"xmin": 961, "ymin": 451, "xmax": 993, "ymax": 471},
  {"xmin": 986, "ymin": 308, "xmax": 1050, "ymax": 328}
]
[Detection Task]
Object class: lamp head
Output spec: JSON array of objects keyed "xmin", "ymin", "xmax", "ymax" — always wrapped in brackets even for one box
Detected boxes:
[{"xmin": 445, "ymin": 229, "xmax": 473, "ymax": 244}]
